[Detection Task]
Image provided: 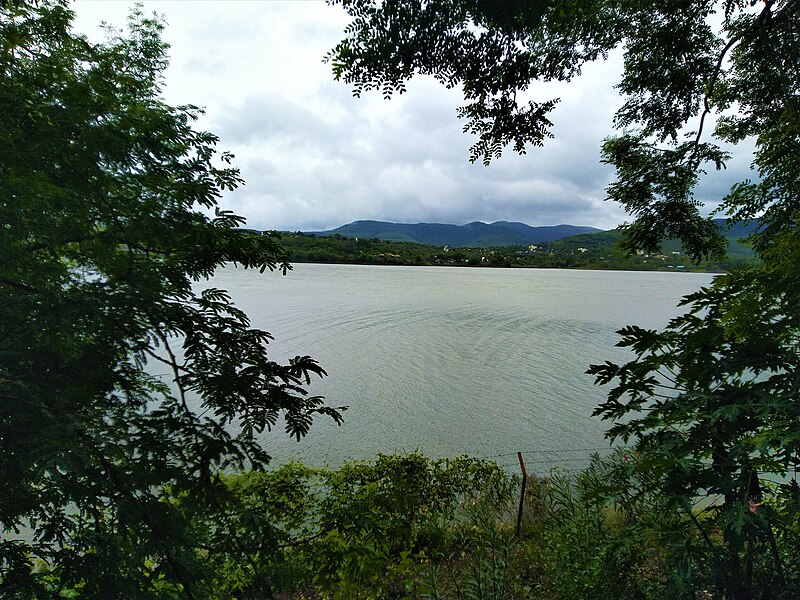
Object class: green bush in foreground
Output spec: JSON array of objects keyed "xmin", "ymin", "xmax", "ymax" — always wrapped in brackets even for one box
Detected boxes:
[
  {"xmin": 202, "ymin": 451, "xmax": 799, "ymax": 600},
  {"xmin": 204, "ymin": 453, "xmax": 514, "ymax": 599}
]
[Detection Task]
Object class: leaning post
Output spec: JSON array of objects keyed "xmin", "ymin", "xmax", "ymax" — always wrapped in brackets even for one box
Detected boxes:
[{"xmin": 516, "ymin": 451, "xmax": 527, "ymax": 536}]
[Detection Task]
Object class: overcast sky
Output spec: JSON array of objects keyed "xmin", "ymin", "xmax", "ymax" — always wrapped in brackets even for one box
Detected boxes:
[{"xmin": 72, "ymin": 1, "xmax": 753, "ymax": 232}]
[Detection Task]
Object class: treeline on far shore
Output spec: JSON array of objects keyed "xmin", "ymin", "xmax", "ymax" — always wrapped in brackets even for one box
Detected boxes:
[{"xmin": 273, "ymin": 230, "xmax": 757, "ymax": 273}]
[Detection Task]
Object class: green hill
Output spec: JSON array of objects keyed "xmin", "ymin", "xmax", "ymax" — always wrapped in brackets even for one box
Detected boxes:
[{"xmin": 312, "ymin": 220, "xmax": 601, "ymax": 247}]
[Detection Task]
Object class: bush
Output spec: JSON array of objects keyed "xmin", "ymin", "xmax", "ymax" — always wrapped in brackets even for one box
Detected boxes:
[{"xmin": 204, "ymin": 453, "xmax": 515, "ymax": 598}]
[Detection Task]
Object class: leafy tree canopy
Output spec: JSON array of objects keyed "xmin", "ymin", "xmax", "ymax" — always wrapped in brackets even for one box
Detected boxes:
[
  {"xmin": 1, "ymin": 2, "xmax": 341, "ymax": 596},
  {"xmin": 330, "ymin": 1, "xmax": 800, "ymax": 597}
]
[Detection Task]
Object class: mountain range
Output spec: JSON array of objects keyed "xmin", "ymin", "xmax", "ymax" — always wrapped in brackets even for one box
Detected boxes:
[
  {"xmin": 312, "ymin": 220, "xmax": 602, "ymax": 248},
  {"xmin": 308, "ymin": 218, "xmax": 759, "ymax": 249}
]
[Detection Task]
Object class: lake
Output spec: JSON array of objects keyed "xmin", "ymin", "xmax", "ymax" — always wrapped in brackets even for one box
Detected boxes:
[{"xmin": 199, "ymin": 264, "xmax": 715, "ymax": 474}]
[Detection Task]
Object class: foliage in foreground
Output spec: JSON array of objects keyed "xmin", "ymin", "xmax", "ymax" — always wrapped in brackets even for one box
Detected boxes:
[
  {"xmin": 1, "ymin": 3, "xmax": 342, "ymax": 597},
  {"xmin": 205, "ymin": 453, "xmax": 518, "ymax": 599},
  {"xmin": 202, "ymin": 451, "xmax": 799, "ymax": 599}
]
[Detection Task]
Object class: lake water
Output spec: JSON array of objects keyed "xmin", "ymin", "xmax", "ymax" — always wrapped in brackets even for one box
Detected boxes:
[{"xmin": 200, "ymin": 264, "xmax": 715, "ymax": 474}]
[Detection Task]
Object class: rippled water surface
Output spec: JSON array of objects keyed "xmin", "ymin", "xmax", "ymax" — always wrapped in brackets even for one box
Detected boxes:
[{"xmin": 200, "ymin": 264, "xmax": 714, "ymax": 471}]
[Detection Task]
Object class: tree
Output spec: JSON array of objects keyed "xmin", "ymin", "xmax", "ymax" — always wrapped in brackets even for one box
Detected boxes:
[
  {"xmin": 1, "ymin": 2, "xmax": 342, "ymax": 597},
  {"xmin": 328, "ymin": 1, "xmax": 800, "ymax": 597}
]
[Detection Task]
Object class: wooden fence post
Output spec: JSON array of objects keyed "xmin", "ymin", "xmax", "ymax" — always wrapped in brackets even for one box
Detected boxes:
[{"xmin": 516, "ymin": 451, "xmax": 527, "ymax": 536}]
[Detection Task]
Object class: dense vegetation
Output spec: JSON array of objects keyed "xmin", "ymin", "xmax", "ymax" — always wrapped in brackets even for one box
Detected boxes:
[
  {"xmin": 278, "ymin": 229, "xmax": 755, "ymax": 272},
  {"xmin": 1, "ymin": 3, "xmax": 343, "ymax": 597},
  {"xmin": 196, "ymin": 451, "xmax": 800, "ymax": 598},
  {"xmin": 2, "ymin": 0, "xmax": 799, "ymax": 599}
]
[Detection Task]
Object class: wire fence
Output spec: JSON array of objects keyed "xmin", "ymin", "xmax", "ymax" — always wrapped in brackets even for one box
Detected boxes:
[{"xmin": 478, "ymin": 447, "xmax": 611, "ymax": 476}]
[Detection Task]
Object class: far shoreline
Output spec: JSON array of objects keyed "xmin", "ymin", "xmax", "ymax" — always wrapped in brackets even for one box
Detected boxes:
[{"xmin": 280, "ymin": 258, "xmax": 729, "ymax": 275}]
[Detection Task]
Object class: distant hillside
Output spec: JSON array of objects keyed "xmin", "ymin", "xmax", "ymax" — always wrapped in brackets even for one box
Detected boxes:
[
  {"xmin": 312, "ymin": 220, "xmax": 601, "ymax": 247},
  {"xmin": 713, "ymin": 218, "xmax": 760, "ymax": 239},
  {"xmin": 551, "ymin": 218, "xmax": 759, "ymax": 259}
]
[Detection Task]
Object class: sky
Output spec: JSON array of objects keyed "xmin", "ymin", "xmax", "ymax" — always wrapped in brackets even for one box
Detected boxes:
[{"xmin": 72, "ymin": 1, "xmax": 753, "ymax": 233}]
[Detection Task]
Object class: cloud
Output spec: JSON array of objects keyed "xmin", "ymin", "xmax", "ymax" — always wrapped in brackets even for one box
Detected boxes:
[{"xmin": 72, "ymin": 1, "xmax": 755, "ymax": 233}]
